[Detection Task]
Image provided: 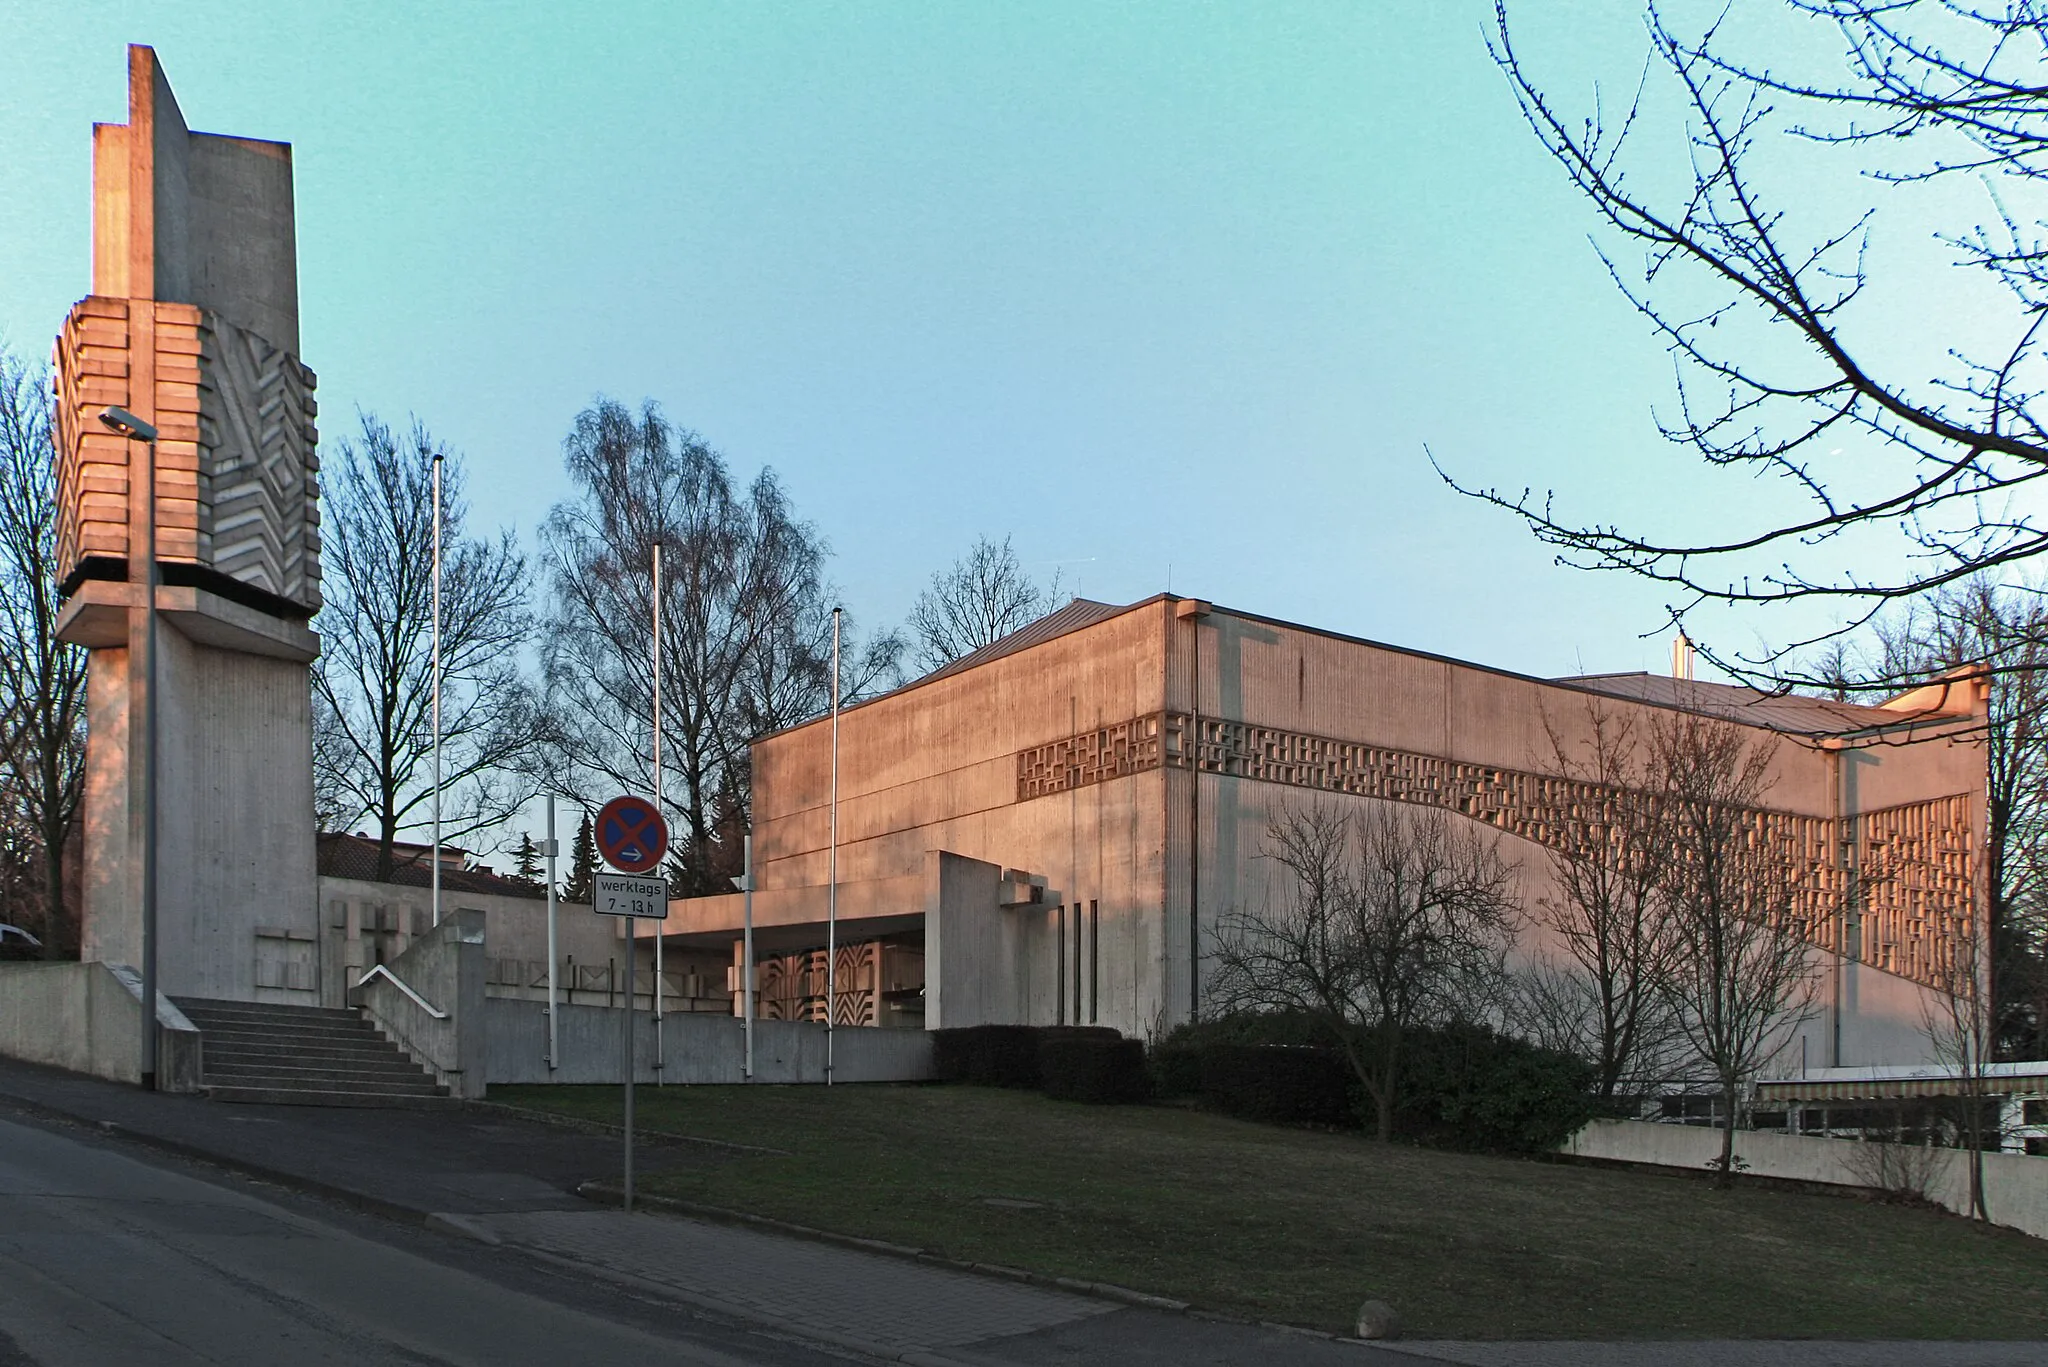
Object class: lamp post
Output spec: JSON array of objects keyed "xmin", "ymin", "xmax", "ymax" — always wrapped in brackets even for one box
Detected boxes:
[{"xmin": 99, "ymin": 405, "xmax": 158, "ymax": 1091}]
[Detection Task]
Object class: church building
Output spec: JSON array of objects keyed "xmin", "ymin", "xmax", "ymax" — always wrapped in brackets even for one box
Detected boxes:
[{"xmin": 651, "ymin": 593, "xmax": 1986, "ymax": 1078}]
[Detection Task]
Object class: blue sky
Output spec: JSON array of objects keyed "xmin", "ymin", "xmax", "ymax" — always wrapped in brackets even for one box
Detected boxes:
[{"xmin": 0, "ymin": 2, "xmax": 1903, "ymax": 679}]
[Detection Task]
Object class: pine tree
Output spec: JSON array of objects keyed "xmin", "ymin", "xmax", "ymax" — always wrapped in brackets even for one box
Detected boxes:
[
  {"xmin": 513, "ymin": 832, "xmax": 543, "ymax": 882},
  {"xmin": 562, "ymin": 812, "xmax": 596, "ymax": 903}
]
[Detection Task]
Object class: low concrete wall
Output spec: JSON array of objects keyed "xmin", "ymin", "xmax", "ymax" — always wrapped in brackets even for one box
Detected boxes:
[
  {"xmin": 485, "ymin": 997, "xmax": 934, "ymax": 1086},
  {"xmin": 1566, "ymin": 1119, "xmax": 2048, "ymax": 1240},
  {"xmin": 350, "ymin": 908, "xmax": 486, "ymax": 1099},
  {"xmin": 0, "ymin": 961, "xmax": 202, "ymax": 1092}
]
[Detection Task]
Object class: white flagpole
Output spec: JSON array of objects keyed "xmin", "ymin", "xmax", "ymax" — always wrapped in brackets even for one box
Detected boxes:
[
  {"xmin": 652, "ymin": 541, "xmax": 664, "ymax": 1084},
  {"xmin": 431, "ymin": 450, "xmax": 443, "ymax": 928},
  {"xmin": 545, "ymin": 794, "xmax": 558, "ymax": 1071},
  {"xmin": 827, "ymin": 606, "xmax": 840, "ymax": 1085}
]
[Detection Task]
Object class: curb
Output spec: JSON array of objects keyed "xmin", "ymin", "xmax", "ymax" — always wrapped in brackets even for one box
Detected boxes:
[
  {"xmin": 490, "ymin": 1239, "xmax": 1009, "ymax": 1367},
  {"xmin": 572, "ymin": 1180, "xmax": 1388, "ymax": 1349},
  {"xmin": 575, "ymin": 1178, "xmax": 1195, "ymax": 1314}
]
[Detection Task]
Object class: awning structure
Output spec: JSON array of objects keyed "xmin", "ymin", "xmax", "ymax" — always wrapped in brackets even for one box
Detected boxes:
[{"xmin": 1757, "ymin": 1067, "xmax": 2048, "ymax": 1104}]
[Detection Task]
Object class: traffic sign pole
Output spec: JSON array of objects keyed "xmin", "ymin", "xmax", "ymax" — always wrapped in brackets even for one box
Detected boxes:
[
  {"xmin": 591, "ymin": 798, "xmax": 668, "ymax": 1217},
  {"xmin": 623, "ymin": 949, "xmax": 634, "ymax": 1213}
]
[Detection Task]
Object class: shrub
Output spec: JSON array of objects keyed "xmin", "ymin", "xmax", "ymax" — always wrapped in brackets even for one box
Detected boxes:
[
  {"xmin": 1152, "ymin": 1013, "xmax": 1595, "ymax": 1152},
  {"xmin": 1198, "ymin": 1043, "xmax": 1358, "ymax": 1127},
  {"xmin": 933, "ymin": 1025, "xmax": 1041, "ymax": 1087},
  {"xmin": 933, "ymin": 1024, "xmax": 1120, "ymax": 1088},
  {"xmin": 1149, "ymin": 1043, "xmax": 1204, "ymax": 1098},
  {"xmin": 1039, "ymin": 1036, "xmax": 1151, "ymax": 1104},
  {"xmin": 1391, "ymin": 1022, "xmax": 1598, "ymax": 1154}
]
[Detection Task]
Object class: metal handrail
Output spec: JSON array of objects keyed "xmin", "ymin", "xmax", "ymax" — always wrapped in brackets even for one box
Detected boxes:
[{"xmin": 354, "ymin": 964, "xmax": 448, "ymax": 1020}]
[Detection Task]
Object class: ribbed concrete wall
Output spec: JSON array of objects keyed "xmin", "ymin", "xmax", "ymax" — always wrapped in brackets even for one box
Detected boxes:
[{"xmin": 82, "ymin": 625, "xmax": 318, "ymax": 1004}]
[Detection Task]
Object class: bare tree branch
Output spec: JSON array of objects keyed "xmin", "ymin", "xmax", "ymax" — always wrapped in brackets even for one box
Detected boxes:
[
  {"xmin": 313, "ymin": 413, "xmax": 542, "ymax": 878},
  {"xmin": 1449, "ymin": 2, "xmax": 2048, "ymax": 673},
  {"xmin": 909, "ymin": 535, "xmax": 1063, "ymax": 673},
  {"xmin": 1210, "ymin": 801, "xmax": 1520, "ymax": 1141}
]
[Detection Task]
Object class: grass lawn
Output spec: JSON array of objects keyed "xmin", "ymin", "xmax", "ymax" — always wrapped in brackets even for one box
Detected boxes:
[{"xmin": 492, "ymin": 1081, "xmax": 2048, "ymax": 1340}]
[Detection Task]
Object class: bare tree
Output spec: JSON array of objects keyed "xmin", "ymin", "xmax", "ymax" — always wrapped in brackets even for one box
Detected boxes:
[
  {"xmin": 1651, "ymin": 712, "xmax": 1822, "ymax": 1184},
  {"xmin": 1211, "ymin": 801, "xmax": 1520, "ymax": 1141},
  {"xmin": 0, "ymin": 346, "xmax": 86, "ymax": 955},
  {"xmin": 1526, "ymin": 702, "xmax": 1681, "ymax": 1100},
  {"xmin": 1864, "ymin": 577, "xmax": 2048, "ymax": 1059},
  {"xmin": 313, "ymin": 413, "xmax": 542, "ymax": 879},
  {"xmin": 1919, "ymin": 903, "xmax": 1998, "ymax": 1220},
  {"xmin": 1453, "ymin": 2, "xmax": 2048, "ymax": 676},
  {"xmin": 909, "ymin": 535, "xmax": 1062, "ymax": 673},
  {"xmin": 541, "ymin": 399, "xmax": 870, "ymax": 893}
]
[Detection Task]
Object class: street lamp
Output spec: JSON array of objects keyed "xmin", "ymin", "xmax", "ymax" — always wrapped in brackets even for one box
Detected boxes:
[{"xmin": 99, "ymin": 405, "xmax": 159, "ymax": 1091}]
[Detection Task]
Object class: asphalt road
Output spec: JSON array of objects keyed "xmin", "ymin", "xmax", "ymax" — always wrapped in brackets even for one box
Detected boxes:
[{"xmin": 0, "ymin": 1111, "xmax": 872, "ymax": 1367}]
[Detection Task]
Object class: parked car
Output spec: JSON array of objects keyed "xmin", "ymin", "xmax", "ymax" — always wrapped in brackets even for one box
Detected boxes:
[{"xmin": 0, "ymin": 923, "xmax": 41, "ymax": 960}]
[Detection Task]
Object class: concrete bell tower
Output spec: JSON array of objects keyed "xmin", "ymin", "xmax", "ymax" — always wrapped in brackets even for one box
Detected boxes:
[{"xmin": 53, "ymin": 46, "xmax": 323, "ymax": 1003}]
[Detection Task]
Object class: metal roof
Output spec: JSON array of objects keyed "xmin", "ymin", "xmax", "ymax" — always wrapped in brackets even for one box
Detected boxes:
[
  {"xmin": 1553, "ymin": 671, "xmax": 1967, "ymax": 737},
  {"xmin": 910, "ymin": 597, "xmax": 1136, "ymax": 687}
]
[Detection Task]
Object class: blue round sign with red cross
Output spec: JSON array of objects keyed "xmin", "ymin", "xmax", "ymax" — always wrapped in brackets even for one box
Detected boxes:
[{"xmin": 595, "ymin": 795, "xmax": 669, "ymax": 874}]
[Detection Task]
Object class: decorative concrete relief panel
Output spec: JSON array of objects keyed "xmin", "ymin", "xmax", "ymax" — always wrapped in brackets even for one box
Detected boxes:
[
  {"xmin": 753, "ymin": 943, "xmax": 882, "ymax": 1026},
  {"xmin": 196, "ymin": 312, "xmax": 321, "ymax": 612},
  {"xmin": 1016, "ymin": 710, "xmax": 1976, "ymax": 990}
]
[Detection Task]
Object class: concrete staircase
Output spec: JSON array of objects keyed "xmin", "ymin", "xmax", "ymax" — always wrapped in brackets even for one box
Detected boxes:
[{"xmin": 174, "ymin": 998, "xmax": 453, "ymax": 1107}]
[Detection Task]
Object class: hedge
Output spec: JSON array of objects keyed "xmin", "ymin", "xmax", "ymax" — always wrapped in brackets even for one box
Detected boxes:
[
  {"xmin": 1038, "ymin": 1036, "xmax": 1151, "ymax": 1104},
  {"xmin": 1198, "ymin": 1043, "xmax": 1356, "ymax": 1126},
  {"xmin": 932, "ymin": 1024, "xmax": 1120, "ymax": 1088},
  {"xmin": 1151, "ymin": 1012, "xmax": 1597, "ymax": 1153}
]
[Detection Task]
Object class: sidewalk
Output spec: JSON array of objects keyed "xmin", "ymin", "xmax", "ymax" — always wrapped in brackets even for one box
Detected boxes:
[
  {"xmin": 0, "ymin": 1055, "xmax": 1391, "ymax": 1365},
  {"xmin": 0, "ymin": 1056, "xmax": 2041, "ymax": 1367}
]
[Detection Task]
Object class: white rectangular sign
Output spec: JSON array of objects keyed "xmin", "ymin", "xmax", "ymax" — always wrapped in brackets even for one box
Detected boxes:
[{"xmin": 594, "ymin": 872, "xmax": 669, "ymax": 919}]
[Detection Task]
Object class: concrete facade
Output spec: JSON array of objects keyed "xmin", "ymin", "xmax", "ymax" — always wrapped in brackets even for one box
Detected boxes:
[
  {"xmin": 54, "ymin": 46, "xmax": 323, "ymax": 1005},
  {"xmin": 657, "ymin": 595, "xmax": 1986, "ymax": 1074}
]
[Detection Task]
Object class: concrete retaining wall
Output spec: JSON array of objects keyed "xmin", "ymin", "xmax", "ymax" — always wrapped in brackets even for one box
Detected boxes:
[
  {"xmin": 1566, "ymin": 1118, "xmax": 2048, "ymax": 1240},
  {"xmin": 485, "ymin": 997, "xmax": 934, "ymax": 1086},
  {"xmin": 351, "ymin": 908, "xmax": 486, "ymax": 1099},
  {"xmin": 0, "ymin": 960, "xmax": 202, "ymax": 1091}
]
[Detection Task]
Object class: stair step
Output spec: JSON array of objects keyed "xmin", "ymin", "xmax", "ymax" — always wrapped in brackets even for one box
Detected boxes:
[
  {"xmin": 177, "ymin": 1008, "xmax": 377, "ymax": 1028},
  {"xmin": 176, "ymin": 1000, "xmax": 360, "ymax": 1020},
  {"xmin": 176, "ymin": 997, "xmax": 446, "ymax": 1106},
  {"xmin": 205, "ymin": 1073, "xmax": 447, "ymax": 1095},
  {"xmin": 187, "ymin": 1024, "xmax": 386, "ymax": 1046},
  {"xmin": 205, "ymin": 1084, "xmax": 456, "ymax": 1109},
  {"xmin": 203, "ymin": 1058, "xmax": 432, "ymax": 1082},
  {"xmin": 199, "ymin": 1049, "xmax": 407, "ymax": 1065}
]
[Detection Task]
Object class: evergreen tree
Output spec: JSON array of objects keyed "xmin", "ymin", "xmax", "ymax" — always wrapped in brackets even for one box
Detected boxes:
[
  {"xmin": 562, "ymin": 811, "xmax": 596, "ymax": 903},
  {"xmin": 513, "ymin": 832, "xmax": 542, "ymax": 882}
]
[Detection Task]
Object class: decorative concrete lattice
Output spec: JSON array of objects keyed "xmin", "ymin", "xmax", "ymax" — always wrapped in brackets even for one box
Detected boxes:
[
  {"xmin": 1014, "ymin": 710, "xmax": 1976, "ymax": 989},
  {"xmin": 1015, "ymin": 714, "xmax": 1163, "ymax": 799},
  {"xmin": 1858, "ymin": 795, "xmax": 1977, "ymax": 986},
  {"xmin": 54, "ymin": 296, "xmax": 320, "ymax": 614}
]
